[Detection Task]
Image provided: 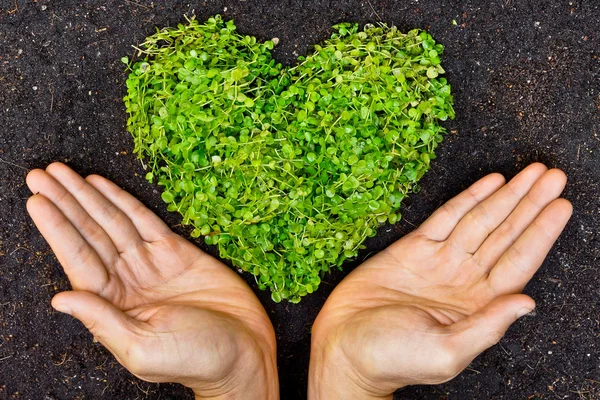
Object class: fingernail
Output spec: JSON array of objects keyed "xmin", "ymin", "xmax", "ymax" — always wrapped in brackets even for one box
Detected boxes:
[
  {"xmin": 53, "ymin": 303, "xmax": 72, "ymax": 315},
  {"xmin": 517, "ymin": 307, "xmax": 534, "ymax": 318}
]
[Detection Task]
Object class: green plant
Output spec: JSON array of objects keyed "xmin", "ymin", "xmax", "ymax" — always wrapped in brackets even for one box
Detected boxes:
[{"xmin": 123, "ymin": 15, "xmax": 454, "ymax": 303}]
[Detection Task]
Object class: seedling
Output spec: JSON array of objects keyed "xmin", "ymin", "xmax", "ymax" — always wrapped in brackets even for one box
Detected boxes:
[{"xmin": 123, "ymin": 15, "xmax": 454, "ymax": 303}]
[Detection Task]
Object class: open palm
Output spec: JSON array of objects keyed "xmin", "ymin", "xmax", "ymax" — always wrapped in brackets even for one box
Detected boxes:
[
  {"xmin": 26, "ymin": 163, "xmax": 278, "ymax": 399},
  {"xmin": 310, "ymin": 163, "xmax": 572, "ymax": 398}
]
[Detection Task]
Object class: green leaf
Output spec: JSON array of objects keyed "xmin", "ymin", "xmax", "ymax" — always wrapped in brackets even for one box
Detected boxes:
[
  {"xmin": 271, "ymin": 292, "xmax": 282, "ymax": 303},
  {"xmin": 161, "ymin": 192, "xmax": 175, "ymax": 203},
  {"xmin": 427, "ymin": 67, "xmax": 439, "ymax": 79},
  {"xmin": 122, "ymin": 15, "xmax": 454, "ymax": 303},
  {"xmin": 297, "ymin": 109, "xmax": 307, "ymax": 122}
]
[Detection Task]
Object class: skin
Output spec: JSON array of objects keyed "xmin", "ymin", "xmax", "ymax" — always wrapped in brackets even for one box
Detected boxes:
[
  {"xmin": 26, "ymin": 162, "xmax": 572, "ymax": 399},
  {"xmin": 308, "ymin": 163, "xmax": 573, "ymax": 399},
  {"xmin": 25, "ymin": 163, "xmax": 279, "ymax": 400}
]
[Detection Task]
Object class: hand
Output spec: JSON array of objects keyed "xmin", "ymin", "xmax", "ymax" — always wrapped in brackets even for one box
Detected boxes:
[
  {"xmin": 26, "ymin": 163, "xmax": 279, "ymax": 400},
  {"xmin": 308, "ymin": 163, "xmax": 572, "ymax": 399}
]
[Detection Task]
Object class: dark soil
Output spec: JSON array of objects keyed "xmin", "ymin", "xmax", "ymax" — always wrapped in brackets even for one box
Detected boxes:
[{"xmin": 1, "ymin": 0, "xmax": 598, "ymax": 399}]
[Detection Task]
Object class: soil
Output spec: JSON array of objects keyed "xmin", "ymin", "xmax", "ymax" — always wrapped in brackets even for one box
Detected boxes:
[{"xmin": 0, "ymin": 0, "xmax": 598, "ymax": 399}]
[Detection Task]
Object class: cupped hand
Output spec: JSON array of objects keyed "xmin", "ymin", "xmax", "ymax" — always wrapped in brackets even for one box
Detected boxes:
[
  {"xmin": 309, "ymin": 163, "xmax": 572, "ymax": 399},
  {"xmin": 26, "ymin": 163, "xmax": 278, "ymax": 400}
]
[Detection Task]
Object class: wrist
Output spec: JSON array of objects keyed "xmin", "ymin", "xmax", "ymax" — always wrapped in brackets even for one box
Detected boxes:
[
  {"xmin": 308, "ymin": 341, "xmax": 398, "ymax": 400},
  {"xmin": 191, "ymin": 337, "xmax": 279, "ymax": 400}
]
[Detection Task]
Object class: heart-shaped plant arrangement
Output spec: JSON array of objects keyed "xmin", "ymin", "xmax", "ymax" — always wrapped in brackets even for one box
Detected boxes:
[{"xmin": 123, "ymin": 15, "xmax": 454, "ymax": 303}]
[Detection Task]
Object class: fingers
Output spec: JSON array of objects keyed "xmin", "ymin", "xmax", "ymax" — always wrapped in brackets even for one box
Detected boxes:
[
  {"xmin": 489, "ymin": 198, "xmax": 572, "ymax": 294},
  {"xmin": 45, "ymin": 163, "xmax": 142, "ymax": 252},
  {"xmin": 52, "ymin": 291, "xmax": 143, "ymax": 368},
  {"xmin": 26, "ymin": 169, "xmax": 120, "ymax": 266},
  {"xmin": 473, "ymin": 169, "xmax": 567, "ymax": 270},
  {"xmin": 26, "ymin": 195, "xmax": 109, "ymax": 292},
  {"xmin": 85, "ymin": 175, "xmax": 172, "ymax": 242},
  {"xmin": 446, "ymin": 163, "xmax": 548, "ymax": 254},
  {"xmin": 418, "ymin": 173, "xmax": 506, "ymax": 241},
  {"xmin": 449, "ymin": 294, "xmax": 535, "ymax": 365}
]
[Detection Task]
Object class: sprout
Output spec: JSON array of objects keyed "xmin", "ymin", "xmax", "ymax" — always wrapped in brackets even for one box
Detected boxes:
[{"xmin": 122, "ymin": 15, "xmax": 454, "ymax": 303}]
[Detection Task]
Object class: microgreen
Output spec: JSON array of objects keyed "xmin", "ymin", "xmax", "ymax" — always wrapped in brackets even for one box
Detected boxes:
[{"xmin": 123, "ymin": 15, "xmax": 454, "ymax": 303}]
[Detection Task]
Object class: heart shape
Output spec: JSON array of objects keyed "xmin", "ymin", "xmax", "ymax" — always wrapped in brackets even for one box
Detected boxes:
[{"xmin": 123, "ymin": 15, "xmax": 454, "ymax": 303}]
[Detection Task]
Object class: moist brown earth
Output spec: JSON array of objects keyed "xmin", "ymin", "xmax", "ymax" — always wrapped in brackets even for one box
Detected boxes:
[{"xmin": 0, "ymin": 1, "xmax": 598, "ymax": 399}]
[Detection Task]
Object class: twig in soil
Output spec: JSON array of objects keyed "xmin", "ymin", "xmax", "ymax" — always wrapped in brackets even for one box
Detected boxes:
[
  {"xmin": 0, "ymin": 355, "xmax": 12, "ymax": 361},
  {"xmin": 49, "ymin": 84, "xmax": 55, "ymax": 113},
  {"xmin": 498, "ymin": 342, "xmax": 511, "ymax": 356},
  {"xmin": 465, "ymin": 366, "xmax": 481, "ymax": 374},
  {"xmin": 8, "ymin": 0, "xmax": 18, "ymax": 15},
  {"xmin": 0, "ymin": 157, "xmax": 27, "ymax": 171},
  {"xmin": 571, "ymin": 381, "xmax": 600, "ymax": 400},
  {"xmin": 54, "ymin": 353, "xmax": 72, "ymax": 366},
  {"xmin": 362, "ymin": 251, "xmax": 377, "ymax": 261},
  {"xmin": 95, "ymin": 358, "xmax": 109, "ymax": 374},
  {"xmin": 10, "ymin": 246, "xmax": 33, "ymax": 256},
  {"xmin": 593, "ymin": 127, "xmax": 600, "ymax": 142},
  {"xmin": 124, "ymin": 0, "xmax": 152, "ymax": 10},
  {"xmin": 366, "ymin": 0, "xmax": 383, "ymax": 22},
  {"xmin": 87, "ymin": 39, "xmax": 109, "ymax": 48},
  {"xmin": 131, "ymin": 380, "xmax": 152, "ymax": 396},
  {"xmin": 50, "ymin": 10, "xmax": 64, "ymax": 26},
  {"xmin": 400, "ymin": 215, "xmax": 418, "ymax": 229},
  {"xmin": 525, "ymin": 355, "xmax": 544, "ymax": 372},
  {"xmin": 577, "ymin": 144, "xmax": 581, "ymax": 161}
]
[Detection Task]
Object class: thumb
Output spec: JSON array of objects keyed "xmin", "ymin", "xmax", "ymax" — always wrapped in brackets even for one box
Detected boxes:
[
  {"xmin": 52, "ymin": 291, "xmax": 139, "ymax": 359},
  {"xmin": 451, "ymin": 294, "xmax": 535, "ymax": 362}
]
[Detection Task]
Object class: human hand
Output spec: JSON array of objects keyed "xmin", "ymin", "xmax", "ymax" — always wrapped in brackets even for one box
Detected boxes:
[
  {"xmin": 26, "ymin": 163, "xmax": 278, "ymax": 400},
  {"xmin": 308, "ymin": 163, "xmax": 572, "ymax": 399}
]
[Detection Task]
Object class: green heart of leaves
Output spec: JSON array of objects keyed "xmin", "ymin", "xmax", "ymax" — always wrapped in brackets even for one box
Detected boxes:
[{"xmin": 123, "ymin": 15, "xmax": 454, "ymax": 303}]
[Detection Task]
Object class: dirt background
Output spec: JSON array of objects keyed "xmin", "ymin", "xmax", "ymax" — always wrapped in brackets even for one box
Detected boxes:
[{"xmin": 0, "ymin": 0, "xmax": 599, "ymax": 399}]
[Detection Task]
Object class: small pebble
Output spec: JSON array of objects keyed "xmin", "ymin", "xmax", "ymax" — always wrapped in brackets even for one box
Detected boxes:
[
  {"xmin": 32, "ymin": 86, "xmax": 38, "ymax": 91},
  {"xmin": 41, "ymin": 5, "xmax": 47, "ymax": 11}
]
